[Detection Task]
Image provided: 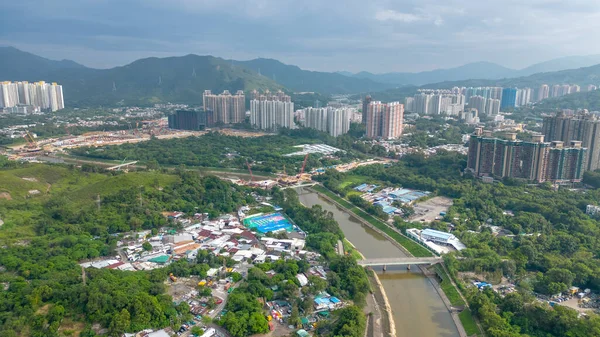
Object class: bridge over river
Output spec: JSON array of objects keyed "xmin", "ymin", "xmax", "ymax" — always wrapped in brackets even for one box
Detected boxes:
[{"xmin": 358, "ymin": 256, "xmax": 443, "ymax": 267}]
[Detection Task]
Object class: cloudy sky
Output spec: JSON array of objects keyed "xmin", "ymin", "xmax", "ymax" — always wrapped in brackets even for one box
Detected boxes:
[{"xmin": 2, "ymin": 0, "xmax": 600, "ymax": 73}]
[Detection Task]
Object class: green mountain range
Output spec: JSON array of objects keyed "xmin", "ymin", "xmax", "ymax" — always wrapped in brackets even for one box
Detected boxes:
[
  {"xmin": 343, "ymin": 55, "xmax": 600, "ymax": 86},
  {"xmin": 0, "ymin": 47, "xmax": 284, "ymax": 106},
  {"xmin": 534, "ymin": 90, "xmax": 600, "ymax": 111},
  {"xmin": 232, "ymin": 58, "xmax": 391, "ymax": 94},
  {"xmin": 422, "ymin": 63, "xmax": 600, "ymax": 89},
  {"xmin": 0, "ymin": 47, "xmax": 392, "ymax": 106},
  {"xmin": 3, "ymin": 46, "xmax": 600, "ymax": 108}
]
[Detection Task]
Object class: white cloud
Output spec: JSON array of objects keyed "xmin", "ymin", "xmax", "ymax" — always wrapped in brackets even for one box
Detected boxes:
[
  {"xmin": 482, "ymin": 17, "xmax": 503, "ymax": 25},
  {"xmin": 375, "ymin": 10, "xmax": 422, "ymax": 23}
]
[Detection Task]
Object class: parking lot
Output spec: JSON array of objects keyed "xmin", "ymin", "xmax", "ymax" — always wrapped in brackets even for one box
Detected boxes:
[{"xmin": 409, "ymin": 196, "xmax": 453, "ymax": 223}]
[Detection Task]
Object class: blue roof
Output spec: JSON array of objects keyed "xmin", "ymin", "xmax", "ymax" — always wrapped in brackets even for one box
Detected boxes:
[
  {"xmin": 314, "ymin": 298, "xmax": 331, "ymax": 305},
  {"xmin": 382, "ymin": 206, "xmax": 398, "ymax": 214},
  {"xmin": 422, "ymin": 229, "xmax": 453, "ymax": 240},
  {"xmin": 355, "ymin": 184, "xmax": 368, "ymax": 191},
  {"xmin": 330, "ymin": 297, "xmax": 341, "ymax": 303}
]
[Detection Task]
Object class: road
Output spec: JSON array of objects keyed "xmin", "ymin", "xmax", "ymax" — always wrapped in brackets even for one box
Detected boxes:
[{"xmin": 337, "ymin": 240, "xmax": 344, "ymax": 255}]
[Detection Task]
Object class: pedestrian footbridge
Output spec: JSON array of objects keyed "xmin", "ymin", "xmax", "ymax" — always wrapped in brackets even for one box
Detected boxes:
[{"xmin": 357, "ymin": 256, "xmax": 443, "ymax": 267}]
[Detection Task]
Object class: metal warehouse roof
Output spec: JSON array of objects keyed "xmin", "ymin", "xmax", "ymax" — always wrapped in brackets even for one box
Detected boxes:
[{"xmin": 422, "ymin": 229, "xmax": 454, "ymax": 241}]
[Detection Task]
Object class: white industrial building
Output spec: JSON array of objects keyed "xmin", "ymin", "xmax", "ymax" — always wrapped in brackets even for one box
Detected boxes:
[{"xmin": 407, "ymin": 228, "xmax": 466, "ymax": 254}]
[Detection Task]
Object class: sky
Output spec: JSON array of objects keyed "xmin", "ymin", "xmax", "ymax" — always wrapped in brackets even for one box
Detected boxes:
[{"xmin": 2, "ymin": 0, "xmax": 600, "ymax": 73}]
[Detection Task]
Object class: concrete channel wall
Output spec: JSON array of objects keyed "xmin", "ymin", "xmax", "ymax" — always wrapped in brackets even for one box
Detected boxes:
[{"xmin": 310, "ymin": 187, "xmax": 468, "ymax": 337}]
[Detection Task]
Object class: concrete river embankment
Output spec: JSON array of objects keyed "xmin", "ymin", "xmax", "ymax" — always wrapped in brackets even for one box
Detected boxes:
[{"xmin": 297, "ymin": 187, "xmax": 459, "ymax": 337}]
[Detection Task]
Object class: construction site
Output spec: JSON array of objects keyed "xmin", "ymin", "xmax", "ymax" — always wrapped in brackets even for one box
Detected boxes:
[{"xmin": 4, "ymin": 119, "xmax": 269, "ymax": 160}]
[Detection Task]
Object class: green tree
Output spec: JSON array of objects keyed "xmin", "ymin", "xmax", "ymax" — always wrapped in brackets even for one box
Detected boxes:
[
  {"xmin": 142, "ymin": 241, "xmax": 152, "ymax": 251},
  {"xmin": 109, "ymin": 309, "xmax": 131, "ymax": 336},
  {"xmin": 190, "ymin": 326, "xmax": 204, "ymax": 336}
]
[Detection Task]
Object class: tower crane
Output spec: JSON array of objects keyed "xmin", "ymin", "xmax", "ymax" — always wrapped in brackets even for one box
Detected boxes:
[{"xmin": 245, "ymin": 159, "xmax": 253, "ymax": 182}]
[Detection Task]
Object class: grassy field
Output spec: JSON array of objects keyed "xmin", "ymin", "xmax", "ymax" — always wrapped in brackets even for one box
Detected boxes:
[
  {"xmin": 0, "ymin": 164, "xmax": 179, "ymax": 203},
  {"xmin": 434, "ymin": 265, "xmax": 465, "ymax": 306},
  {"xmin": 459, "ymin": 309, "xmax": 481, "ymax": 336},
  {"xmin": 343, "ymin": 238, "xmax": 364, "ymax": 260},
  {"xmin": 0, "ymin": 164, "xmax": 180, "ymax": 240},
  {"xmin": 337, "ymin": 175, "xmax": 372, "ymax": 190}
]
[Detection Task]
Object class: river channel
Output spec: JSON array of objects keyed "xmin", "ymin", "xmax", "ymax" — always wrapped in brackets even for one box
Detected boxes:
[{"xmin": 296, "ymin": 187, "xmax": 459, "ymax": 337}]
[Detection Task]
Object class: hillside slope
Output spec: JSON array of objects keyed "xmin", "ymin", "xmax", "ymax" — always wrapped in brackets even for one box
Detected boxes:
[
  {"xmin": 0, "ymin": 48, "xmax": 283, "ymax": 106},
  {"xmin": 352, "ymin": 62, "xmax": 517, "ymax": 86},
  {"xmin": 534, "ymin": 90, "xmax": 600, "ymax": 111},
  {"xmin": 421, "ymin": 63, "xmax": 600, "ymax": 89},
  {"xmin": 234, "ymin": 58, "xmax": 392, "ymax": 94},
  {"xmin": 0, "ymin": 46, "xmax": 86, "ymax": 80}
]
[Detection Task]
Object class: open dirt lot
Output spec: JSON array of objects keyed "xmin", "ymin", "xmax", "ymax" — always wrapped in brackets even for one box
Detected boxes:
[{"xmin": 409, "ymin": 196, "xmax": 453, "ymax": 223}]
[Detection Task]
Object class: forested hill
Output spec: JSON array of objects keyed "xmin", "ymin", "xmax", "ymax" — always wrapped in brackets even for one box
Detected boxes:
[
  {"xmin": 533, "ymin": 89, "xmax": 600, "ymax": 111},
  {"xmin": 0, "ymin": 47, "xmax": 389, "ymax": 106},
  {"xmin": 420, "ymin": 63, "xmax": 600, "ymax": 89},
  {"xmin": 0, "ymin": 47, "xmax": 283, "ymax": 107},
  {"xmin": 233, "ymin": 58, "xmax": 392, "ymax": 94}
]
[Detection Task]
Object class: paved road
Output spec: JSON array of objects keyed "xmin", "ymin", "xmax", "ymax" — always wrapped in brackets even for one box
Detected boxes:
[{"xmin": 337, "ymin": 240, "xmax": 344, "ymax": 255}]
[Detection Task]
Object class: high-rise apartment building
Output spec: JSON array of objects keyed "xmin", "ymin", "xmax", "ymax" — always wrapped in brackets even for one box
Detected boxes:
[
  {"xmin": 440, "ymin": 96, "xmax": 452, "ymax": 114},
  {"xmin": 250, "ymin": 91, "xmax": 294, "ymax": 130},
  {"xmin": 516, "ymin": 88, "xmax": 532, "ymax": 107},
  {"xmin": 538, "ymin": 84, "xmax": 550, "ymax": 101},
  {"xmin": 0, "ymin": 81, "xmax": 64, "ymax": 112},
  {"xmin": 304, "ymin": 107, "xmax": 329, "ymax": 133},
  {"xmin": 500, "ymin": 88, "xmax": 517, "ymax": 109},
  {"xmin": 551, "ymin": 84, "xmax": 561, "ymax": 98},
  {"xmin": 560, "ymin": 84, "xmax": 571, "ymax": 96},
  {"xmin": 587, "ymin": 85, "xmax": 598, "ymax": 92},
  {"xmin": 468, "ymin": 95, "xmax": 487, "ymax": 116},
  {"xmin": 202, "ymin": 90, "xmax": 245, "ymax": 124},
  {"xmin": 428, "ymin": 94, "xmax": 442, "ymax": 114},
  {"xmin": 485, "ymin": 98, "xmax": 500, "ymax": 115},
  {"xmin": 414, "ymin": 93, "xmax": 430, "ymax": 114},
  {"xmin": 467, "ymin": 129, "xmax": 586, "ymax": 183},
  {"xmin": 542, "ymin": 112, "xmax": 600, "ymax": 171},
  {"xmin": 366, "ymin": 101, "xmax": 404, "ymax": 139},
  {"xmin": 327, "ymin": 108, "xmax": 352, "ymax": 137},
  {"xmin": 571, "ymin": 85, "xmax": 581, "ymax": 93},
  {"xmin": 362, "ymin": 95, "xmax": 372, "ymax": 124},
  {"xmin": 489, "ymin": 87, "xmax": 503, "ymax": 100},
  {"xmin": 168, "ymin": 109, "xmax": 213, "ymax": 130},
  {"xmin": 405, "ymin": 97, "xmax": 415, "ymax": 112}
]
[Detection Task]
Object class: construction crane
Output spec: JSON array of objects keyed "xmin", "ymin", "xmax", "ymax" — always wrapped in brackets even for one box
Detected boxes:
[
  {"xmin": 299, "ymin": 153, "xmax": 309, "ymax": 176},
  {"xmin": 23, "ymin": 131, "xmax": 37, "ymax": 148},
  {"xmin": 245, "ymin": 159, "xmax": 254, "ymax": 182}
]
